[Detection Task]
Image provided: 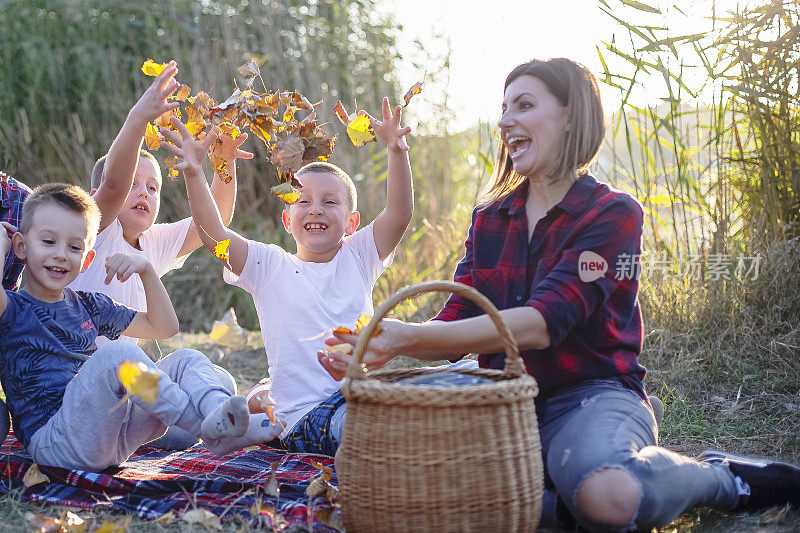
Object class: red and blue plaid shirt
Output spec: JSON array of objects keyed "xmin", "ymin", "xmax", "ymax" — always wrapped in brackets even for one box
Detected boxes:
[
  {"xmin": 1, "ymin": 172, "xmax": 30, "ymax": 291},
  {"xmin": 435, "ymin": 174, "xmax": 646, "ymax": 398}
]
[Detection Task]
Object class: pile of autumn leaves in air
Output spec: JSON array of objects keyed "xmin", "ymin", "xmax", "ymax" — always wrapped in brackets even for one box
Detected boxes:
[{"xmin": 141, "ymin": 58, "xmax": 422, "ymax": 204}]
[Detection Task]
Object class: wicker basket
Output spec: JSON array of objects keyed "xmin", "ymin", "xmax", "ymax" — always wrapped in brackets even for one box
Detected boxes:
[{"xmin": 337, "ymin": 281, "xmax": 543, "ymax": 532}]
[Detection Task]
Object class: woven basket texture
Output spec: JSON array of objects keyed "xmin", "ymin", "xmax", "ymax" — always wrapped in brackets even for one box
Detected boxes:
[{"xmin": 337, "ymin": 281, "xmax": 544, "ymax": 532}]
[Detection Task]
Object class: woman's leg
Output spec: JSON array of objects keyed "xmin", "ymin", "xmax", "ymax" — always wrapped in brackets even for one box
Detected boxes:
[{"xmin": 539, "ymin": 380, "xmax": 740, "ymax": 531}]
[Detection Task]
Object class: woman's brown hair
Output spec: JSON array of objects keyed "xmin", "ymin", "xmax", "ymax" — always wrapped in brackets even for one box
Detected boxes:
[{"xmin": 479, "ymin": 58, "xmax": 605, "ymax": 206}]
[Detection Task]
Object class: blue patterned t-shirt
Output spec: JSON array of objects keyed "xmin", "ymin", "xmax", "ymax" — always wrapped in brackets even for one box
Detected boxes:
[{"xmin": 0, "ymin": 288, "xmax": 136, "ymax": 446}]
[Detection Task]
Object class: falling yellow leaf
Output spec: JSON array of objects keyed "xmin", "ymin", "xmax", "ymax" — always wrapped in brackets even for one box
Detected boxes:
[
  {"xmin": 271, "ymin": 182, "xmax": 301, "ymax": 204},
  {"xmin": 213, "ymin": 239, "xmax": 231, "ymax": 262},
  {"xmin": 162, "ymin": 156, "xmax": 180, "ymax": 180},
  {"xmin": 118, "ymin": 361, "xmax": 161, "ymax": 403},
  {"xmin": 144, "ymin": 123, "xmax": 163, "ymax": 150},
  {"xmin": 403, "ymin": 81, "xmax": 423, "ymax": 107},
  {"xmin": 185, "ymin": 121, "xmax": 206, "ymax": 137},
  {"xmin": 218, "ymin": 121, "xmax": 241, "ymax": 139},
  {"xmin": 141, "ymin": 59, "xmax": 167, "ymax": 77},
  {"xmin": 23, "ymin": 463, "xmax": 50, "ymax": 487},
  {"xmin": 346, "ymin": 114, "xmax": 375, "ymax": 146},
  {"xmin": 238, "ymin": 59, "xmax": 260, "ymax": 78},
  {"xmin": 209, "ymin": 308, "xmax": 248, "ymax": 349},
  {"xmin": 175, "ymin": 84, "xmax": 192, "ymax": 101}
]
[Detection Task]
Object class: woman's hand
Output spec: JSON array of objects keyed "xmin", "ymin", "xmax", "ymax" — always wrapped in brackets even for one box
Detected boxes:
[{"xmin": 316, "ymin": 318, "xmax": 413, "ymax": 380}]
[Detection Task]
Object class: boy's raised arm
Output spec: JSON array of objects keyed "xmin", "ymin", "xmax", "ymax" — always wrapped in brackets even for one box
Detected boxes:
[
  {"xmin": 369, "ymin": 97, "xmax": 414, "ymax": 261},
  {"xmin": 161, "ymin": 119, "xmax": 249, "ymax": 276},
  {"xmin": 93, "ymin": 61, "xmax": 180, "ymax": 232},
  {"xmin": 110, "ymin": 253, "xmax": 179, "ymax": 339},
  {"xmin": 175, "ymin": 132, "xmax": 253, "ymax": 258}
]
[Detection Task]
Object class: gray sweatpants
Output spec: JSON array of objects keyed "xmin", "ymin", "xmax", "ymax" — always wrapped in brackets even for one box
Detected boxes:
[{"xmin": 28, "ymin": 341, "xmax": 231, "ymax": 471}]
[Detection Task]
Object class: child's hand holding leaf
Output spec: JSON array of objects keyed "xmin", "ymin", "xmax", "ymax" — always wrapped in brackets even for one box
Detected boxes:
[
  {"xmin": 369, "ymin": 97, "xmax": 412, "ymax": 154},
  {"xmin": 160, "ymin": 118, "xmax": 220, "ymax": 180}
]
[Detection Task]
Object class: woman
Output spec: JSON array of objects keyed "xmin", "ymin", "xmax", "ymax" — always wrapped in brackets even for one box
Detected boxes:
[{"xmin": 319, "ymin": 58, "xmax": 800, "ymax": 531}]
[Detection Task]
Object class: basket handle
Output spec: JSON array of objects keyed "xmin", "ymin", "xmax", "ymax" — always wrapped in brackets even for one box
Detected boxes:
[{"xmin": 347, "ymin": 280, "xmax": 524, "ymax": 380}]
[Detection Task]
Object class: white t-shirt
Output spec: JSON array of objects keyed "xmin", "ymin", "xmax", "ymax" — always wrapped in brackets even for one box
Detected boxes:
[
  {"xmin": 224, "ymin": 222, "xmax": 392, "ymax": 436},
  {"xmin": 68, "ymin": 217, "xmax": 192, "ymax": 345}
]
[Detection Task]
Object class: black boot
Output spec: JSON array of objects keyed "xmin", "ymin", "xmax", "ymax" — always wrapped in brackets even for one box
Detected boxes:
[{"xmin": 697, "ymin": 450, "xmax": 800, "ymax": 511}]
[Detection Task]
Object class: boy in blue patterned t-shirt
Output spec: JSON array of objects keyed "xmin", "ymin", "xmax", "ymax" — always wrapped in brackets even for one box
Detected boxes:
[{"xmin": 0, "ymin": 184, "xmax": 280, "ymax": 471}]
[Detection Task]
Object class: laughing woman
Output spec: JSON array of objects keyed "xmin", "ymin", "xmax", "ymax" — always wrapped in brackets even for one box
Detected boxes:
[{"xmin": 320, "ymin": 58, "xmax": 800, "ymax": 531}]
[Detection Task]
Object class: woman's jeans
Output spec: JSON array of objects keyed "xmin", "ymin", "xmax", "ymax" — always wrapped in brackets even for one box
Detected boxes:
[{"xmin": 537, "ymin": 379, "xmax": 738, "ymax": 531}]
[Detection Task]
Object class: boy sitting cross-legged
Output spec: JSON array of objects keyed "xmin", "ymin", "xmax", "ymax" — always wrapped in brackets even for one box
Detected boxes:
[
  {"xmin": 0, "ymin": 184, "xmax": 280, "ymax": 471},
  {"xmin": 162, "ymin": 97, "xmax": 413, "ymax": 455}
]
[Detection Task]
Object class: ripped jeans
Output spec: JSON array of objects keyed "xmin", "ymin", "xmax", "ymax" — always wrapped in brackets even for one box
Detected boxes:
[{"xmin": 537, "ymin": 379, "xmax": 739, "ymax": 532}]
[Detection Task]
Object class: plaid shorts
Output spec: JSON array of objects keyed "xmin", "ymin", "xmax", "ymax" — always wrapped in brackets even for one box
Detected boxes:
[{"xmin": 281, "ymin": 390, "xmax": 346, "ymax": 456}]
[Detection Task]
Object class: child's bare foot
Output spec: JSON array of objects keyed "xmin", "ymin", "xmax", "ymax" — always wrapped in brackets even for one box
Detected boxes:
[
  {"xmin": 204, "ymin": 413, "xmax": 284, "ymax": 456},
  {"xmin": 200, "ymin": 395, "xmax": 249, "ymax": 440}
]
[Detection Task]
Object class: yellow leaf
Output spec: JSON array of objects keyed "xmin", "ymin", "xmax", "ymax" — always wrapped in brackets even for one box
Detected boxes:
[
  {"xmin": 182, "ymin": 509, "xmax": 221, "ymax": 530},
  {"xmin": 117, "ymin": 361, "xmax": 161, "ymax": 403},
  {"xmin": 218, "ymin": 122, "xmax": 240, "ymax": 139},
  {"xmin": 144, "ymin": 123, "xmax": 163, "ymax": 150},
  {"xmin": 346, "ymin": 114, "xmax": 375, "ymax": 146},
  {"xmin": 162, "ymin": 156, "xmax": 180, "ymax": 180},
  {"xmin": 271, "ymin": 182, "xmax": 301, "ymax": 204},
  {"xmin": 155, "ymin": 510, "xmax": 178, "ymax": 523},
  {"xmin": 175, "ymin": 84, "xmax": 192, "ymax": 101},
  {"xmin": 61, "ymin": 511, "xmax": 87, "ymax": 533},
  {"xmin": 209, "ymin": 308, "xmax": 248, "ymax": 349},
  {"xmin": 213, "ymin": 239, "xmax": 230, "ymax": 262},
  {"xmin": 94, "ymin": 517, "xmax": 131, "ymax": 533},
  {"xmin": 141, "ymin": 59, "xmax": 167, "ymax": 77},
  {"xmin": 403, "ymin": 81, "xmax": 423, "ymax": 106},
  {"xmin": 326, "ymin": 343, "xmax": 353, "ymax": 354},
  {"xmin": 185, "ymin": 121, "xmax": 206, "ymax": 137},
  {"xmin": 23, "ymin": 463, "xmax": 50, "ymax": 487},
  {"xmin": 333, "ymin": 100, "xmax": 350, "ymax": 125}
]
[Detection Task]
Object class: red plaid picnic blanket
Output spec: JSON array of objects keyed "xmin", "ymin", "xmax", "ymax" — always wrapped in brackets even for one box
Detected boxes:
[{"xmin": 0, "ymin": 433, "xmax": 341, "ymax": 530}]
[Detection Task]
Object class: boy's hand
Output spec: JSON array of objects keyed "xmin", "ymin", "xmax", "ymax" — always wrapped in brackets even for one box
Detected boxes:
[
  {"xmin": 104, "ymin": 252, "xmax": 153, "ymax": 284},
  {"xmin": 213, "ymin": 132, "xmax": 253, "ymax": 165},
  {"xmin": 366, "ymin": 97, "xmax": 412, "ymax": 154},
  {"xmin": 128, "ymin": 60, "xmax": 180, "ymax": 126},
  {"xmin": 160, "ymin": 118, "xmax": 220, "ymax": 180},
  {"xmin": 0, "ymin": 222, "xmax": 16, "ymax": 257}
]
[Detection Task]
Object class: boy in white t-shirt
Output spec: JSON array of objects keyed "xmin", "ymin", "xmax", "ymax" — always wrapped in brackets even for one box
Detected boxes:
[
  {"xmin": 69, "ymin": 60, "xmax": 251, "ymax": 343},
  {"xmin": 160, "ymin": 97, "xmax": 414, "ymax": 455},
  {"xmin": 68, "ymin": 61, "xmax": 255, "ymax": 449}
]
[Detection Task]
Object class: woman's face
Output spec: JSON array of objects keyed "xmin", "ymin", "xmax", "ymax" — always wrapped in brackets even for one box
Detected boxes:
[{"xmin": 498, "ymin": 75, "xmax": 569, "ymax": 179}]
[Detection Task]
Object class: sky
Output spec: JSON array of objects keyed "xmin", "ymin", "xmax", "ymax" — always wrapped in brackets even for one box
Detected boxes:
[{"xmin": 387, "ymin": 0, "xmax": 752, "ymax": 131}]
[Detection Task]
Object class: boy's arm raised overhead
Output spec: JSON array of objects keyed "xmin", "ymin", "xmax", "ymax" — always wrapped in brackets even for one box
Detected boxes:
[
  {"xmin": 0, "ymin": 222, "xmax": 15, "ymax": 316},
  {"xmin": 368, "ymin": 97, "xmax": 414, "ymax": 261},
  {"xmin": 108, "ymin": 253, "xmax": 179, "ymax": 339},
  {"xmin": 161, "ymin": 119, "xmax": 249, "ymax": 277},
  {"xmin": 93, "ymin": 61, "xmax": 180, "ymax": 232},
  {"xmin": 175, "ymin": 131, "xmax": 253, "ymax": 258}
]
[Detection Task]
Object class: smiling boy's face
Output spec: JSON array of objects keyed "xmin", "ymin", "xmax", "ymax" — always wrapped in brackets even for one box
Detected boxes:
[
  {"xmin": 117, "ymin": 156, "xmax": 162, "ymax": 244},
  {"xmin": 281, "ymin": 171, "xmax": 360, "ymax": 263},
  {"xmin": 13, "ymin": 202, "xmax": 95, "ymax": 302}
]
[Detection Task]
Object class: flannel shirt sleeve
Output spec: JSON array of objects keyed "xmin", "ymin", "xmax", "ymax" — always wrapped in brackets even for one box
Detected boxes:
[
  {"xmin": 527, "ymin": 195, "xmax": 643, "ymax": 347},
  {"xmin": 434, "ymin": 208, "xmax": 479, "ymax": 322}
]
